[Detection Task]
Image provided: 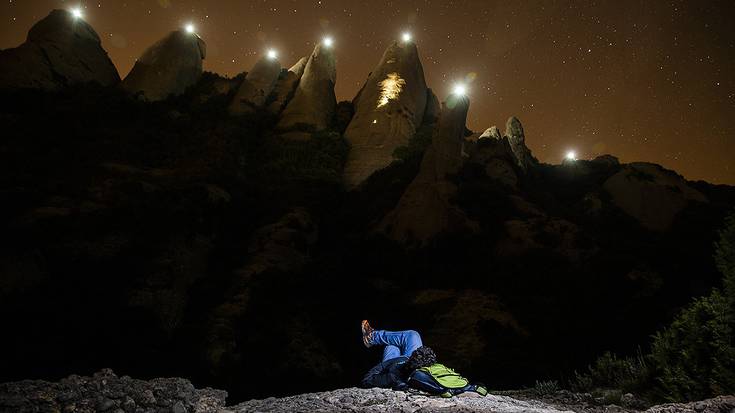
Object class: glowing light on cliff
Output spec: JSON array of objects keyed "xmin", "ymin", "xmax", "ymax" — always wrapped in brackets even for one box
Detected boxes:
[
  {"xmin": 401, "ymin": 32, "xmax": 412, "ymax": 42},
  {"xmin": 185, "ymin": 23, "xmax": 195, "ymax": 34},
  {"xmin": 452, "ymin": 83, "xmax": 467, "ymax": 96},
  {"xmin": 566, "ymin": 151, "xmax": 577, "ymax": 161},
  {"xmin": 71, "ymin": 8, "xmax": 83, "ymax": 19},
  {"xmin": 267, "ymin": 49, "xmax": 278, "ymax": 59},
  {"xmin": 322, "ymin": 36, "xmax": 334, "ymax": 47},
  {"xmin": 377, "ymin": 72, "xmax": 406, "ymax": 108}
]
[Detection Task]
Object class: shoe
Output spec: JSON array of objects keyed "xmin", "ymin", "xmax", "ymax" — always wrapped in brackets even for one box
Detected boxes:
[{"xmin": 361, "ymin": 320, "xmax": 375, "ymax": 348}]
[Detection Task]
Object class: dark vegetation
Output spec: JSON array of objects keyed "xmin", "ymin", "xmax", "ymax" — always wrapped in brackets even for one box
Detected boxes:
[{"xmin": 1, "ymin": 76, "xmax": 734, "ymax": 404}]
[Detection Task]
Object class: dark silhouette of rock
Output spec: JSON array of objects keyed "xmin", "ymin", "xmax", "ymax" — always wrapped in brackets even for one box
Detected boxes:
[
  {"xmin": 205, "ymin": 209, "xmax": 318, "ymax": 373},
  {"xmin": 424, "ymin": 88, "xmax": 441, "ymax": 124},
  {"xmin": 504, "ymin": 117, "xmax": 537, "ymax": 172},
  {"xmin": 470, "ymin": 129, "xmax": 520, "ymax": 189},
  {"xmin": 342, "ymin": 41, "xmax": 428, "ymax": 188},
  {"xmin": 603, "ymin": 162, "xmax": 708, "ymax": 231},
  {"xmin": 229, "ymin": 55, "xmax": 282, "ymax": 114},
  {"xmin": 380, "ymin": 95, "xmax": 479, "ymax": 246},
  {"xmin": 122, "ymin": 30, "xmax": 206, "ymax": 101},
  {"xmin": 267, "ymin": 56, "xmax": 308, "ymax": 115},
  {"xmin": 276, "ymin": 44, "xmax": 336, "ymax": 136},
  {"xmin": 0, "ymin": 9, "xmax": 120, "ymax": 90}
]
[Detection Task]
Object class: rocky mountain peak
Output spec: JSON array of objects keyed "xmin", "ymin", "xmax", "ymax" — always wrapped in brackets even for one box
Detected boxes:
[
  {"xmin": 229, "ymin": 54, "xmax": 282, "ymax": 114},
  {"xmin": 275, "ymin": 43, "xmax": 337, "ymax": 138},
  {"xmin": 121, "ymin": 30, "xmax": 206, "ymax": 101},
  {"xmin": 504, "ymin": 116, "xmax": 537, "ymax": 172},
  {"xmin": 0, "ymin": 9, "xmax": 120, "ymax": 90},
  {"xmin": 342, "ymin": 40, "xmax": 429, "ymax": 188}
]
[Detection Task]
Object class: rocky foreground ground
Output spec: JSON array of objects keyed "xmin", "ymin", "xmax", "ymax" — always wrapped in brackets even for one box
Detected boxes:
[{"xmin": 1, "ymin": 370, "xmax": 734, "ymax": 413}]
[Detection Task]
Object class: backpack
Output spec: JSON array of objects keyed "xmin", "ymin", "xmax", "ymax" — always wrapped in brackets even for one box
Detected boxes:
[{"xmin": 406, "ymin": 363, "xmax": 488, "ymax": 398}]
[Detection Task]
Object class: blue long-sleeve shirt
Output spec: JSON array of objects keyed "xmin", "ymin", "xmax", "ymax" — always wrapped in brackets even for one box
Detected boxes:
[{"xmin": 360, "ymin": 356, "xmax": 409, "ymax": 389}]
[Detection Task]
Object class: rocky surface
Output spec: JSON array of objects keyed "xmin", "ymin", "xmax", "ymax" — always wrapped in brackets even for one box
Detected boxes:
[
  {"xmin": 122, "ymin": 30, "xmax": 206, "ymax": 101},
  {"xmin": 3, "ymin": 371, "xmax": 733, "ymax": 413},
  {"xmin": 229, "ymin": 55, "xmax": 282, "ymax": 114},
  {"xmin": 342, "ymin": 41, "xmax": 428, "ymax": 188},
  {"xmin": 470, "ymin": 128, "xmax": 521, "ymax": 189},
  {"xmin": 0, "ymin": 9, "xmax": 120, "ymax": 90},
  {"xmin": 504, "ymin": 116, "xmax": 537, "ymax": 172},
  {"xmin": 267, "ymin": 56, "xmax": 308, "ymax": 115},
  {"xmin": 602, "ymin": 162, "xmax": 708, "ymax": 231},
  {"xmin": 380, "ymin": 94, "xmax": 479, "ymax": 247},
  {"xmin": 276, "ymin": 43, "xmax": 337, "ymax": 136},
  {"xmin": 0, "ymin": 369, "xmax": 226, "ymax": 413}
]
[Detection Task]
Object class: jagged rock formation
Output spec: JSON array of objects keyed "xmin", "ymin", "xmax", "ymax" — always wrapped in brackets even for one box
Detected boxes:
[
  {"xmin": 342, "ymin": 41, "xmax": 428, "ymax": 188},
  {"xmin": 122, "ymin": 30, "xmax": 206, "ymax": 101},
  {"xmin": 603, "ymin": 162, "xmax": 708, "ymax": 231},
  {"xmin": 275, "ymin": 44, "xmax": 337, "ymax": 139},
  {"xmin": 380, "ymin": 95, "xmax": 479, "ymax": 246},
  {"xmin": 229, "ymin": 55, "xmax": 282, "ymax": 114},
  {"xmin": 470, "ymin": 128, "xmax": 520, "ymax": 188},
  {"xmin": 0, "ymin": 369, "xmax": 226, "ymax": 413},
  {"xmin": 505, "ymin": 116, "xmax": 537, "ymax": 172},
  {"xmin": 205, "ymin": 209, "xmax": 318, "ymax": 373},
  {"xmin": 267, "ymin": 56, "xmax": 308, "ymax": 115},
  {"xmin": 0, "ymin": 9, "xmax": 120, "ymax": 90}
]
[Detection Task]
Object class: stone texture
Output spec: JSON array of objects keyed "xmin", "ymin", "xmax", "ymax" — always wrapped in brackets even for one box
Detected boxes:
[
  {"xmin": 470, "ymin": 129, "xmax": 520, "ymax": 188},
  {"xmin": 0, "ymin": 369, "xmax": 227, "ymax": 413},
  {"xmin": 276, "ymin": 44, "xmax": 336, "ymax": 134},
  {"xmin": 504, "ymin": 116, "xmax": 537, "ymax": 172},
  {"xmin": 342, "ymin": 41, "xmax": 428, "ymax": 188},
  {"xmin": 380, "ymin": 95, "xmax": 479, "ymax": 247},
  {"xmin": 229, "ymin": 55, "xmax": 282, "ymax": 114},
  {"xmin": 602, "ymin": 162, "xmax": 707, "ymax": 231},
  {"xmin": 122, "ymin": 30, "xmax": 206, "ymax": 101},
  {"xmin": 267, "ymin": 56, "xmax": 308, "ymax": 115},
  {"xmin": 0, "ymin": 9, "xmax": 120, "ymax": 90}
]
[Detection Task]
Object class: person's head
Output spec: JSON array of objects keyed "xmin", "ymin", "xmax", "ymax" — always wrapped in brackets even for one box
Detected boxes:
[{"xmin": 403, "ymin": 346, "xmax": 437, "ymax": 373}]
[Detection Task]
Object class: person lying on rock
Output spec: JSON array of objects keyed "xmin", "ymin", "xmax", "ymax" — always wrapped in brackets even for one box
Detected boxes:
[
  {"xmin": 359, "ymin": 320, "xmax": 434, "ymax": 390},
  {"xmin": 359, "ymin": 320, "xmax": 488, "ymax": 397}
]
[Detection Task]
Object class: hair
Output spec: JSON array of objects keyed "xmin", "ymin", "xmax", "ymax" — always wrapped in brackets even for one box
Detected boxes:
[{"xmin": 403, "ymin": 346, "xmax": 437, "ymax": 374}]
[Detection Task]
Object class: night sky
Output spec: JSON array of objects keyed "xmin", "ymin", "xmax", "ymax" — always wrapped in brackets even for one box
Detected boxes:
[{"xmin": 2, "ymin": 0, "xmax": 733, "ymax": 184}]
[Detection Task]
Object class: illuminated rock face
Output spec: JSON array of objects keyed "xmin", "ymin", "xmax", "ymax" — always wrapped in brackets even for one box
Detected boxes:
[
  {"xmin": 276, "ymin": 44, "xmax": 336, "ymax": 135},
  {"xmin": 504, "ymin": 117, "xmax": 537, "ymax": 172},
  {"xmin": 380, "ymin": 95, "xmax": 479, "ymax": 247},
  {"xmin": 0, "ymin": 9, "xmax": 120, "ymax": 90},
  {"xmin": 122, "ymin": 30, "xmax": 206, "ymax": 101},
  {"xmin": 229, "ymin": 55, "xmax": 282, "ymax": 114},
  {"xmin": 267, "ymin": 56, "xmax": 308, "ymax": 115},
  {"xmin": 343, "ymin": 41, "xmax": 428, "ymax": 188},
  {"xmin": 471, "ymin": 128, "xmax": 520, "ymax": 189},
  {"xmin": 603, "ymin": 162, "xmax": 707, "ymax": 231}
]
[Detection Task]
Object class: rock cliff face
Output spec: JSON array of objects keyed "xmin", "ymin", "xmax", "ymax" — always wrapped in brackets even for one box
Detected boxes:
[
  {"xmin": 0, "ymin": 9, "xmax": 120, "ymax": 90},
  {"xmin": 603, "ymin": 162, "xmax": 708, "ymax": 231},
  {"xmin": 342, "ymin": 41, "xmax": 428, "ymax": 188},
  {"xmin": 229, "ymin": 55, "xmax": 282, "ymax": 114},
  {"xmin": 267, "ymin": 56, "xmax": 308, "ymax": 115},
  {"xmin": 505, "ymin": 116, "xmax": 537, "ymax": 172},
  {"xmin": 470, "ymin": 129, "xmax": 520, "ymax": 189},
  {"xmin": 380, "ymin": 95, "xmax": 479, "ymax": 246},
  {"xmin": 122, "ymin": 30, "xmax": 206, "ymax": 101},
  {"xmin": 276, "ymin": 44, "xmax": 336, "ymax": 137}
]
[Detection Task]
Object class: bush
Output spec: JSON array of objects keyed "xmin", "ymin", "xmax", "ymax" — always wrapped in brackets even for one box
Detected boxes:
[{"xmin": 574, "ymin": 210, "xmax": 735, "ymax": 402}]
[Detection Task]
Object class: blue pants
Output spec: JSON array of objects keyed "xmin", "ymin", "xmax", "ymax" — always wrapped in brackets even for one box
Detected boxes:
[{"xmin": 371, "ymin": 329, "xmax": 423, "ymax": 362}]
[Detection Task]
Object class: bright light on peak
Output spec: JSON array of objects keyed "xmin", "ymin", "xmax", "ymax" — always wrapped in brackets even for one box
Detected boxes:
[
  {"xmin": 566, "ymin": 151, "xmax": 577, "ymax": 161},
  {"xmin": 452, "ymin": 84, "xmax": 467, "ymax": 96},
  {"xmin": 401, "ymin": 32, "xmax": 412, "ymax": 42},
  {"xmin": 322, "ymin": 36, "xmax": 334, "ymax": 47},
  {"xmin": 266, "ymin": 49, "xmax": 278, "ymax": 59},
  {"xmin": 185, "ymin": 23, "xmax": 195, "ymax": 34},
  {"xmin": 71, "ymin": 8, "xmax": 83, "ymax": 19}
]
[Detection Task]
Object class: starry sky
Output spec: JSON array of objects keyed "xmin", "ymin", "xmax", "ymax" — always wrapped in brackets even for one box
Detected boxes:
[{"xmin": 2, "ymin": 0, "xmax": 734, "ymax": 184}]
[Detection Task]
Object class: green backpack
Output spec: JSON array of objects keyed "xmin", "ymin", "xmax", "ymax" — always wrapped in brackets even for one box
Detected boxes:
[{"xmin": 407, "ymin": 363, "xmax": 488, "ymax": 398}]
